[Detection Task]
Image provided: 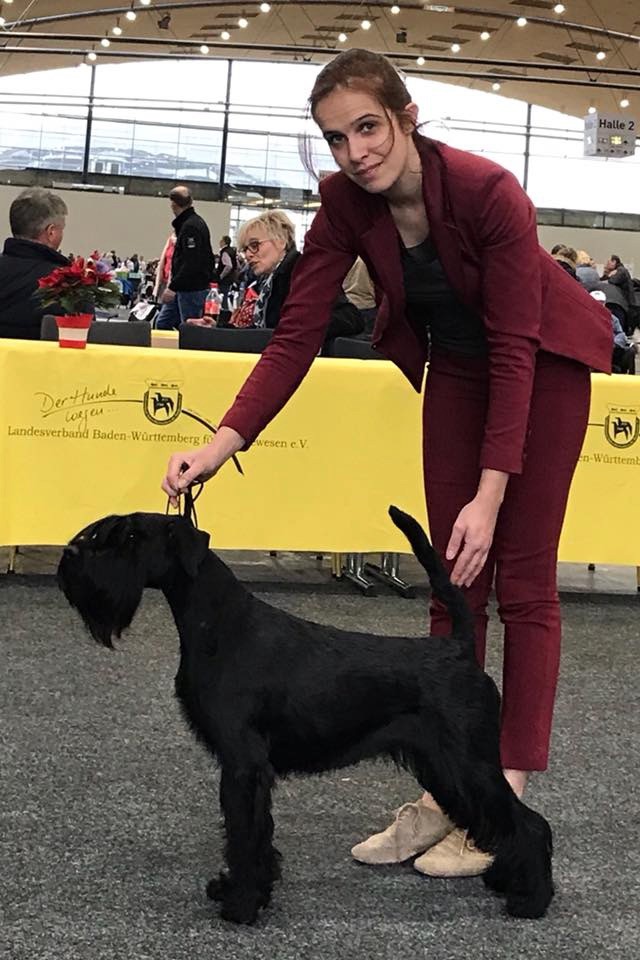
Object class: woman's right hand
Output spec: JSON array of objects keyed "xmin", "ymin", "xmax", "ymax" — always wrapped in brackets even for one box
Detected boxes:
[{"xmin": 161, "ymin": 426, "xmax": 245, "ymax": 507}]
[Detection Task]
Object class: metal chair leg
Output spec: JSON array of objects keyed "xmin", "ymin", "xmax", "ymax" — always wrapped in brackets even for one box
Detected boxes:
[
  {"xmin": 342, "ymin": 553, "xmax": 377, "ymax": 596},
  {"xmin": 6, "ymin": 546, "xmax": 18, "ymax": 573},
  {"xmin": 365, "ymin": 552, "xmax": 416, "ymax": 598}
]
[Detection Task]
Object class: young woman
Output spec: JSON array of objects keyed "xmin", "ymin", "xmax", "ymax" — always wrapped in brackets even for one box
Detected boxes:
[{"xmin": 162, "ymin": 49, "xmax": 611, "ymax": 878}]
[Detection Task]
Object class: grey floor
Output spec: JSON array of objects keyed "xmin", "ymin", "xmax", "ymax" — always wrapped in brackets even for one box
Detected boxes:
[{"xmin": 1, "ymin": 553, "xmax": 639, "ymax": 959}]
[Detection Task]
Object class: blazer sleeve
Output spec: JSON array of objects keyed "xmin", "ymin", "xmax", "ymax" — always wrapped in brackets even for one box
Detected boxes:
[
  {"xmin": 476, "ymin": 170, "xmax": 542, "ymax": 474},
  {"xmin": 219, "ymin": 204, "xmax": 356, "ymax": 447}
]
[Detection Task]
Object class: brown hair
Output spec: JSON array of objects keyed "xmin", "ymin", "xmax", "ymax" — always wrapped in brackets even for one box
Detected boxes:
[{"xmin": 309, "ymin": 49, "xmax": 412, "ymax": 123}]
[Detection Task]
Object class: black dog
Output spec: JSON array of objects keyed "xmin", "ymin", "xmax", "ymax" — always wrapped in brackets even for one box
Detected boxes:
[{"xmin": 58, "ymin": 506, "xmax": 553, "ymax": 925}]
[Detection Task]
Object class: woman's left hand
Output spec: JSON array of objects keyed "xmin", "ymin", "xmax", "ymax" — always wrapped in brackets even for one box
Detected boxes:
[{"xmin": 445, "ymin": 495, "xmax": 501, "ymax": 588}]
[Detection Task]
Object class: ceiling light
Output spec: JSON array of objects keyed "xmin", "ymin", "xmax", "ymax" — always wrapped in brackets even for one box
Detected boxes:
[
  {"xmin": 596, "ymin": 50, "xmax": 606, "ymax": 61},
  {"xmin": 260, "ymin": 2, "xmax": 271, "ymax": 11},
  {"xmin": 492, "ymin": 82, "xmax": 501, "ymax": 91},
  {"xmin": 101, "ymin": 37, "xmax": 110, "ymax": 47},
  {"xmin": 125, "ymin": 9, "xmax": 137, "ymax": 21},
  {"xmin": 480, "ymin": 30, "xmax": 490, "ymax": 40},
  {"xmin": 451, "ymin": 42, "xmax": 461, "ymax": 52},
  {"xmin": 361, "ymin": 19, "xmax": 371, "ymax": 30},
  {"xmin": 87, "ymin": 51, "xmax": 97, "ymax": 61},
  {"xmin": 112, "ymin": 23, "xmax": 122, "ymax": 35},
  {"xmin": 238, "ymin": 16, "xmax": 249, "ymax": 27},
  {"xmin": 200, "ymin": 44, "xmax": 209, "ymax": 54},
  {"xmin": 620, "ymin": 98, "xmax": 630, "ymax": 108},
  {"xmin": 416, "ymin": 56, "xmax": 425, "ymax": 65},
  {"xmin": 587, "ymin": 106, "xmax": 596, "ymax": 114},
  {"xmin": 391, "ymin": 4, "xmax": 400, "ymax": 13},
  {"xmin": 140, "ymin": 0, "xmax": 151, "ymax": 5},
  {"xmin": 3, "ymin": 0, "xmax": 12, "ymax": 4},
  {"xmin": 221, "ymin": 29, "xmax": 231, "ymax": 40},
  {"xmin": 516, "ymin": 17, "xmax": 527, "ymax": 26},
  {"xmin": 553, "ymin": 3, "xmax": 565, "ymax": 12},
  {"xmin": 338, "ymin": 32, "xmax": 347, "ymax": 43}
]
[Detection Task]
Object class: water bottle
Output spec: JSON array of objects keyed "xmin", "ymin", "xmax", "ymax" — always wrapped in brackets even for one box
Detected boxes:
[{"xmin": 203, "ymin": 283, "xmax": 221, "ymax": 325}]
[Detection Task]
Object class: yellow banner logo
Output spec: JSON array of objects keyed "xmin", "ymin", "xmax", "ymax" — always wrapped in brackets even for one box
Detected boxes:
[
  {"xmin": 143, "ymin": 382, "xmax": 182, "ymax": 425},
  {"xmin": 604, "ymin": 406, "xmax": 640, "ymax": 448}
]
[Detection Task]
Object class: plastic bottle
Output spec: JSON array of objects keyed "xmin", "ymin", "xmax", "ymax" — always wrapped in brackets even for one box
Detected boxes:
[{"xmin": 203, "ymin": 283, "xmax": 221, "ymax": 325}]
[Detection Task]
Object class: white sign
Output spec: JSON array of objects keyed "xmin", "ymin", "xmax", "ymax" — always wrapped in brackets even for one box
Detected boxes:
[{"xmin": 584, "ymin": 112, "xmax": 637, "ymax": 158}]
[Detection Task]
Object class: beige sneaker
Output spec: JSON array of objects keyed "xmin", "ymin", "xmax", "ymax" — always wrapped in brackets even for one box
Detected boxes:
[
  {"xmin": 413, "ymin": 828, "xmax": 494, "ymax": 877},
  {"xmin": 351, "ymin": 801, "xmax": 453, "ymax": 865}
]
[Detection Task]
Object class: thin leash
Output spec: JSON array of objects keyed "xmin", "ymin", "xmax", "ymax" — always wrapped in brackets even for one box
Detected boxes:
[{"xmin": 166, "ymin": 471, "xmax": 204, "ymax": 528}]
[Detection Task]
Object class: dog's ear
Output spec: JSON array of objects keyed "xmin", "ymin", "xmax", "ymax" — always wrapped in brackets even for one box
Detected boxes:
[
  {"xmin": 83, "ymin": 514, "xmax": 134, "ymax": 550},
  {"xmin": 168, "ymin": 518, "xmax": 210, "ymax": 578}
]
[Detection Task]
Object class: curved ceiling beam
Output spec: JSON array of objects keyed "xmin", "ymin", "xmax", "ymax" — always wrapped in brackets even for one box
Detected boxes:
[
  {"xmin": 2, "ymin": 44, "xmax": 638, "ymax": 93},
  {"xmin": 3, "ymin": 1, "xmax": 639, "ymax": 45},
  {"xmin": 2, "ymin": 32, "xmax": 638, "ymax": 78}
]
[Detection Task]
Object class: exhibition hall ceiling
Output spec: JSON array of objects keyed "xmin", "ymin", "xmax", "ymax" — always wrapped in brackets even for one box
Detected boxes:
[{"xmin": 0, "ymin": 1, "xmax": 637, "ymax": 116}]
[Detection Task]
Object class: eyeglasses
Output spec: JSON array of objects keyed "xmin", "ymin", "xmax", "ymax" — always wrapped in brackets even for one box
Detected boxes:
[{"xmin": 241, "ymin": 238, "xmax": 273, "ymax": 255}]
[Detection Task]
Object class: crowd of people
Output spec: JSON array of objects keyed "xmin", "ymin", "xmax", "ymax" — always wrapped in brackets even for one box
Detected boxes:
[{"xmin": 550, "ymin": 244, "xmax": 639, "ymax": 372}]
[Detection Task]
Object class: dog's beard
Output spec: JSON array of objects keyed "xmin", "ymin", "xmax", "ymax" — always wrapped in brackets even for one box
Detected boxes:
[{"xmin": 58, "ymin": 552, "xmax": 145, "ymax": 648}]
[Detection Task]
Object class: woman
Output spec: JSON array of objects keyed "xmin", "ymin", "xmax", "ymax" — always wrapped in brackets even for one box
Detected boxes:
[
  {"xmin": 233, "ymin": 210, "xmax": 363, "ymax": 339},
  {"xmin": 163, "ymin": 50, "xmax": 611, "ymax": 877},
  {"xmin": 234, "ymin": 211, "xmax": 300, "ymax": 329}
]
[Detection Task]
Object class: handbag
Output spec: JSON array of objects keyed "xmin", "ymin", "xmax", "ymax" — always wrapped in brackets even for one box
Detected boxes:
[{"xmin": 229, "ymin": 285, "xmax": 258, "ymax": 328}]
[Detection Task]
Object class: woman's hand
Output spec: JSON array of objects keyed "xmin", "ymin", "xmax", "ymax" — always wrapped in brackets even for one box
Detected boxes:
[
  {"xmin": 445, "ymin": 469, "xmax": 508, "ymax": 588},
  {"xmin": 161, "ymin": 427, "xmax": 245, "ymax": 508}
]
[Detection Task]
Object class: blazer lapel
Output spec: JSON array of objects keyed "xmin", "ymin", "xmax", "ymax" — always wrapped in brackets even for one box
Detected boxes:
[
  {"xmin": 418, "ymin": 138, "xmax": 473, "ymax": 307},
  {"xmin": 358, "ymin": 201, "xmax": 405, "ymax": 329}
]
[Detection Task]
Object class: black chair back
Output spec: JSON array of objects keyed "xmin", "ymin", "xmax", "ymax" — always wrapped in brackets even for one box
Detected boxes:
[
  {"xmin": 325, "ymin": 336, "xmax": 385, "ymax": 360},
  {"xmin": 41, "ymin": 315, "xmax": 151, "ymax": 346},
  {"xmin": 179, "ymin": 324, "xmax": 273, "ymax": 353}
]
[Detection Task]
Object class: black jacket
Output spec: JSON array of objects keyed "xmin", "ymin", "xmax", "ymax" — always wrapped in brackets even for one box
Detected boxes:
[
  {"xmin": 169, "ymin": 207, "xmax": 215, "ymax": 292},
  {"xmin": 265, "ymin": 247, "xmax": 363, "ymax": 340},
  {"xmin": 0, "ymin": 238, "xmax": 69, "ymax": 340}
]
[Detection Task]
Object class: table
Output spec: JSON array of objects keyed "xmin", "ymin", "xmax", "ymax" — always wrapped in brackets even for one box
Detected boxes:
[{"xmin": 1, "ymin": 338, "xmax": 639, "ymax": 563}]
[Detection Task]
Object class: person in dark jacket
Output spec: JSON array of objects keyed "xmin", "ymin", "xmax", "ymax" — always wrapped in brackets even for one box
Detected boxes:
[
  {"xmin": 602, "ymin": 255, "xmax": 638, "ymax": 332},
  {"xmin": 236, "ymin": 210, "xmax": 363, "ymax": 339},
  {"xmin": 0, "ymin": 187, "xmax": 69, "ymax": 339},
  {"xmin": 156, "ymin": 185, "xmax": 215, "ymax": 330}
]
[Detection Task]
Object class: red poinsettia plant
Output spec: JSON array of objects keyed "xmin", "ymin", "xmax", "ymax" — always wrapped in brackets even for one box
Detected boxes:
[{"xmin": 37, "ymin": 252, "xmax": 121, "ymax": 314}]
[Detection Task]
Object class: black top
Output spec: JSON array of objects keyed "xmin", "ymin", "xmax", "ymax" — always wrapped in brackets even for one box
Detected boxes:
[
  {"xmin": 401, "ymin": 237, "xmax": 487, "ymax": 357},
  {"xmin": 0, "ymin": 237, "xmax": 69, "ymax": 340},
  {"xmin": 170, "ymin": 206, "xmax": 215, "ymax": 292}
]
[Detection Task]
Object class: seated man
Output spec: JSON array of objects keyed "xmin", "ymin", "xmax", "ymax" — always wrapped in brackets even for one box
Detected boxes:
[{"xmin": 0, "ymin": 188, "xmax": 70, "ymax": 339}]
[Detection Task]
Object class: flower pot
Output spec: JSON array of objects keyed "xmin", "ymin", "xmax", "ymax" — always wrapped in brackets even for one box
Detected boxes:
[{"xmin": 55, "ymin": 313, "xmax": 93, "ymax": 349}]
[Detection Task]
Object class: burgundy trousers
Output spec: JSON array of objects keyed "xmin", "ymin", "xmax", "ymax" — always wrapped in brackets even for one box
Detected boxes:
[{"xmin": 423, "ymin": 350, "xmax": 591, "ymax": 771}]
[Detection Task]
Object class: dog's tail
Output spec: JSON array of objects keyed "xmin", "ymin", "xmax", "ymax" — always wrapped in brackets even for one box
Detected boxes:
[{"xmin": 389, "ymin": 505, "xmax": 475, "ymax": 653}]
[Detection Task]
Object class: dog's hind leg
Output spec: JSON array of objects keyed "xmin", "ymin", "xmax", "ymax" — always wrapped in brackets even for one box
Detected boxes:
[
  {"xmin": 209, "ymin": 733, "xmax": 280, "ymax": 925},
  {"xmin": 408, "ymin": 737, "xmax": 554, "ymax": 919}
]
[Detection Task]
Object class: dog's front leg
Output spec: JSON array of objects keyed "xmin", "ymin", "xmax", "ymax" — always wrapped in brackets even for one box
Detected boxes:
[{"xmin": 212, "ymin": 742, "xmax": 278, "ymax": 925}]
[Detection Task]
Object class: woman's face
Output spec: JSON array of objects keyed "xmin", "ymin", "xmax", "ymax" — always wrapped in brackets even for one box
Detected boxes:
[
  {"xmin": 241, "ymin": 227, "xmax": 287, "ymax": 277},
  {"xmin": 314, "ymin": 87, "xmax": 417, "ymax": 195}
]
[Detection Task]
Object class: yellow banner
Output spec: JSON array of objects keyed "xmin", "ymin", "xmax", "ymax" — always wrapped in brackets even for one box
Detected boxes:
[{"xmin": 1, "ymin": 339, "xmax": 639, "ymax": 563}]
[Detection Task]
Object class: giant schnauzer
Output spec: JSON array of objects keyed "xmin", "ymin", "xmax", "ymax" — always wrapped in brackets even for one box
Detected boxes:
[{"xmin": 58, "ymin": 506, "xmax": 553, "ymax": 925}]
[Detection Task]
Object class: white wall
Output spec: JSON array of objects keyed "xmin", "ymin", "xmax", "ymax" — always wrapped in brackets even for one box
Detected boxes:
[
  {"xmin": 538, "ymin": 225, "xmax": 638, "ymax": 275},
  {"xmin": 0, "ymin": 185, "xmax": 231, "ymax": 261}
]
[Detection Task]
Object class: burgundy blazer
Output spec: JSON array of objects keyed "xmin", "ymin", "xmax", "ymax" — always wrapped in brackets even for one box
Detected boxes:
[{"xmin": 221, "ymin": 136, "xmax": 612, "ymax": 474}]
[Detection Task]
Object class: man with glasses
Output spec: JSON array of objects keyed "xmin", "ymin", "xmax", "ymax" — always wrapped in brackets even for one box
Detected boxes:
[
  {"xmin": 0, "ymin": 187, "xmax": 70, "ymax": 339},
  {"xmin": 156, "ymin": 185, "xmax": 216, "ymax": 330}
]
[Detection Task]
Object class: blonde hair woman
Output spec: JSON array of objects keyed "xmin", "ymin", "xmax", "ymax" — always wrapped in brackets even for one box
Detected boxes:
[{"xmin": 236, "ymin": 211, "xmax": 298, "ymax": 329}]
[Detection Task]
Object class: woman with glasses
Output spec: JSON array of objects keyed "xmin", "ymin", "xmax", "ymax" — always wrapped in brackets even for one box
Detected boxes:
[
  {"xmin": 233, "ymin": 211, "xmax": 299, "ymax": 329},
  {"xmin": 163, "ymin": 49, "xmax": 611, "ymax": 878}
]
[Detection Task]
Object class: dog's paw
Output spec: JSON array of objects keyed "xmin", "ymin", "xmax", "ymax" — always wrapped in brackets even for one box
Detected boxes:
[
  {"xmin": 206, "ymin": 872, "xmax": 230, "ymax": 902},
  {"xmin": 220, "ymin": 891, "xmax": 261, "ymax": 926},
  {"xmin": 483, "ymin": 862, "xmax": 509, "ymax": 895}
]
